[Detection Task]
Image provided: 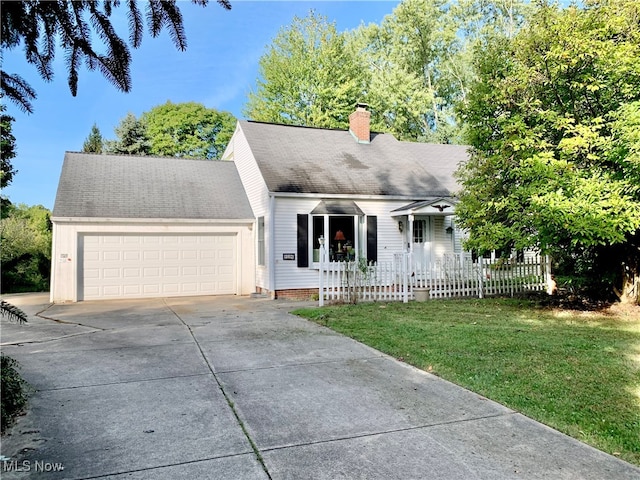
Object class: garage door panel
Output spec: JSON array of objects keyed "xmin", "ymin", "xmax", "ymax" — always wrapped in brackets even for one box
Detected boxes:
[
  {"xmin": 123, "ymin": 251, "xmax": 140, "ymax": 261},
  {"xmin": 163, "ymin": 267, "xmax": 179, "ymax": 276},
  {"xmin": 182, "ymin": 250, "xmax": 197, "ymax": 260},
  {"xmin": 123, "ymin": 268, "xmax": 140, "ymax": 278},
  {"xmin": 143, "ymin": 251, "xmax": 160, "ymax": 260},
  {"xmin": 142, "ymin": 268, "xmax": 159, "ymax": 279},
  {"xmin": 103, "ymin": 268, "xmax": 121, "ymax": 278},
  {"xmin": 85, "ymin": 251, "xmax": 100, "ymax": 261},
  {"xmin": 82, "ymin": 234, "xmax": 236, "ymax": 300},
  {"xmin": 103, "ymin": 285, "xmax": 122, "ymax": 296},
  {"xmin": 164, "ymin": 250, "xmax": 179, "ymax": 260}
]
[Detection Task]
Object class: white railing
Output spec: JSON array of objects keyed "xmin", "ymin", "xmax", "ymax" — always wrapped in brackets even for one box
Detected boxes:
[{"xmin": 318, "ymin": 253, "xmax": 551, "ymax": 305}]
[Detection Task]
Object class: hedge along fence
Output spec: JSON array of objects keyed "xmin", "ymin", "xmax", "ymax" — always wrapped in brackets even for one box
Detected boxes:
[{"xmin": 319, "ymin": 253, "xmax": 552, "ymax": 305}]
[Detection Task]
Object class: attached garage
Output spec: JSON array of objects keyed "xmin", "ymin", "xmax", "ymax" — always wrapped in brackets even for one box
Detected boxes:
[
  {"xmin": 81, "ymin": 233, "xmax": 237, "ymax": 300},
  {"xmin": 50, "ymin": 153, "xmax": 255, "ymax": 303}
]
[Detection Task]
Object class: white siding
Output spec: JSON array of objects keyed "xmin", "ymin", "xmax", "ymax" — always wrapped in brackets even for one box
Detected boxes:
[
  {"xmin": 273, "ymin": 198, "xmax": 318, "ymax": 290},
  {"xmin": 224, "ymin": 124, "xmax": 271, "ymax": 291}
]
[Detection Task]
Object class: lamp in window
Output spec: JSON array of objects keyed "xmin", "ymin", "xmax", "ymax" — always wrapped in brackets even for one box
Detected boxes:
[{"xmin": 334, "ymin": 230, "xmax": 346, "ymax": 251}]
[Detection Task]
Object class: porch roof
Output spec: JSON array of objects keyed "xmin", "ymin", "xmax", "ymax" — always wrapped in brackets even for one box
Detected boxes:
[
  {"xmin": 390, "ymin": 198, "xmax": 457, "ymax": 216},
  {"xmin": 310, "ymin": 200, "xmax": 364, "ymax": 215}
]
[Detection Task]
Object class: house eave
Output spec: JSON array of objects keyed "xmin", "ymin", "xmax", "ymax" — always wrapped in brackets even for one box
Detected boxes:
[{"xmin": 51, "ymin": 217, "xmax": 255, "ymax": 225}]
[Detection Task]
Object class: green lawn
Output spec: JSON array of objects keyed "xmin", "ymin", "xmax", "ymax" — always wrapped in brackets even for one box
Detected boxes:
[{"xmin": 293, "ymin": 298, "xmax": 640, "ymax": 466}]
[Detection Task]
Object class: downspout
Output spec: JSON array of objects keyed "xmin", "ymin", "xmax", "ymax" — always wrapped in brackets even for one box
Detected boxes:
[{"xmin": 268, "ymin": 193, "xmax": 276, "ymax": 299}]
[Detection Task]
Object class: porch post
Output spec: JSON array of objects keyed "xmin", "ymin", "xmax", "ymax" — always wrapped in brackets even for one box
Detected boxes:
[
  {"xmin": 408, "ymin": 214, "xmax": 414, "ymax": 256},
  {"xmin": 318, "ymin": 235, "xmax": 325, "ymax": 307}
]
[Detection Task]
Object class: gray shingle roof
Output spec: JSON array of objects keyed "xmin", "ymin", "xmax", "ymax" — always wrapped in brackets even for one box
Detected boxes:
[
  {"xmin": 53, "ymin": 152, "xmax": 254, "ymax": 219},
  {"xmin": 239, "ymin": 121, "xmax": 468, "ymax": 198}
]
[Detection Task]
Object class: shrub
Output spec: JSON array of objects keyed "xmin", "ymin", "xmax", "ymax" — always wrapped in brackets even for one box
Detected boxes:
[{"xmin": 1, "ymin": 355, "xmax": 29, "ymax": 433}]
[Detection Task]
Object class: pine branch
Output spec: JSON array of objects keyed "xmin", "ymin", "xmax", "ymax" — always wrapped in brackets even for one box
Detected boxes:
[{"xmin": 0, "ymin": 300, "xmax": 28, "ymax": 324}]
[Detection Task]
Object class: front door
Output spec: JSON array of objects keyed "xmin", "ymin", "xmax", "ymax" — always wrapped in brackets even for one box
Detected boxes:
[{"xmin": 412, "ymin": 218, "xmax": 431, "ymax": 266}]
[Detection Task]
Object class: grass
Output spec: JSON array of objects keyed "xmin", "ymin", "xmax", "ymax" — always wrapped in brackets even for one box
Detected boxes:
[{"xmin": 293, "ymin": 298, "xmax": 640, "ymax": 466}]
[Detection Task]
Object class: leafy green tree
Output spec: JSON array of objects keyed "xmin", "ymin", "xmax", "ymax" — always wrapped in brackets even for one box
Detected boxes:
[
  {"xmin": 1, "ymin": 0, "xmax": 231, "ymax": 114},
  {"xmin": 360, "ymin": 0, "xmax": 526, "ymax": 143},
  {"xmin": 0, "ymin": 204, "xmax": 52, "ymax": 293},
  {"xmin": 142, "ymin": 101, "xmax": 236, "ymax": 159},
  {"xmin": 348, "ymin": 24, "xmax": 435, "ymax": 141},
  {"xmin": 245, "ymin": 3, "xmax": 522, "ymax": 143},
  {"xmin": 456, "ymin": 0, "xmax": 640, "ymax": 303},
  {"xmin": 82, "ymin": 123, "xmax": 104, "ymax": 153},
  {"xmin": 1, "ymin": 104, "xmax": 17, "ymax": 216},
  {"xmin": 245, "ymin": 12, "xmax": 364, "ymax": 129},
  {"xmin": 104, "ymin": 113, "xmax": 151, "ymax": 155},
  {"xmin": 0, "ymin": 104, "xmax": 17, "ymax": 189}
]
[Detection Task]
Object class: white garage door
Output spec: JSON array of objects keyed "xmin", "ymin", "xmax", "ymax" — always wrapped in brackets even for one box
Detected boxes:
[{"xmin": 81, "ymin": 234, "xmax": 236, "ymax": 300}]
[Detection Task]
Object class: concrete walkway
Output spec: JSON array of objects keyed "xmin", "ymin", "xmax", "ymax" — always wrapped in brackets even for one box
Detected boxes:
[{"xmin": 1, "ymin": 293, "xmax": 638, "ymax": 479}]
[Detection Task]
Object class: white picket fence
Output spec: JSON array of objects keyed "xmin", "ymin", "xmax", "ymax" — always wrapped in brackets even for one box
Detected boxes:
[{"xmin": 318, "ymin": 253, "xmax": 552, "ymax": 305}]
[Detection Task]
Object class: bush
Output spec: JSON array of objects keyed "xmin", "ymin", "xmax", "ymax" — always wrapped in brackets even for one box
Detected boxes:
[{"xmin": 1, "ymin": 355, "xmax": 29, "ymax": 433}]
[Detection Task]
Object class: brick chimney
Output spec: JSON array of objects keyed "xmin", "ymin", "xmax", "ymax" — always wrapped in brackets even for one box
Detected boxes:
[{"xmin": 349, "ymin": 103, "xmax": 370, "ymax": 143}]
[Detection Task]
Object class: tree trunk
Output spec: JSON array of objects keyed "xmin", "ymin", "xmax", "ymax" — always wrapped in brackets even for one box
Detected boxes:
[{"xmin": 614, "ymin": 265, "xmax": 639, "ymax": 305}]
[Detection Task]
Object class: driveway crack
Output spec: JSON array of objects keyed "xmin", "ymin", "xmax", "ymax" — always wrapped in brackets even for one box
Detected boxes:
[{"xmin": 163, "ymin": 299, "xmax": 272, "ymax": 480}]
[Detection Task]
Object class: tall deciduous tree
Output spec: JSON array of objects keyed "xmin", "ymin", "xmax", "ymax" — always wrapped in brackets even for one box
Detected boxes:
[
  {"xmin": 104, "ymin": 113, "xmax": 151, "ymax": 155},
  {"xmin": 456, "ymin": 0, "xmax": 640, "ymax": 303},
  {"xmin": 245, "ymin": 12, "xmax": 364, "ymax": 129},
  {"xmin": 245, "ymin": 3, "xmax": 523, "ymax": 143},
  {"xmin": 1, "ymin": 0, "xmax": 232, "ymax": 114},
  {"xmin": 142, "ymin": 102, "xmax": 236, "ymax": 159},
  {"xmin": 82, "ymin": 123, "xmax": 104, "ymax": 153}
]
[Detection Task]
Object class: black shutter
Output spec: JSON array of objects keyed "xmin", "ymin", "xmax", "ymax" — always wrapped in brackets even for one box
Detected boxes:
[
  {"xmin": 297, "ymin": 214, "xmax": 309, "ymax": 267},
  {"xmin": 366, "ymin": 215, "xmax": 377, "ymax": 263}
]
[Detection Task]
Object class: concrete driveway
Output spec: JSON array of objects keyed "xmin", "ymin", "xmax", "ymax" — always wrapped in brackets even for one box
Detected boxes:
[{"xmin": 1, "ymin": 293, "xmax": 638, "ymax": 479}]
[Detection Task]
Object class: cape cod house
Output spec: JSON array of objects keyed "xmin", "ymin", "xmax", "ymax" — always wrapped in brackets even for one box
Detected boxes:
[{"xmin": 50, "ymin": 105, "xmax": 469, "ymax": 302}]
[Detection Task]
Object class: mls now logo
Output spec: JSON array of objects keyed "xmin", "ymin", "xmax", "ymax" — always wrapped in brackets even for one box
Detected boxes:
[{"xmin": 2, "ymin": 459, "xmax": 64, "ymax": 473}]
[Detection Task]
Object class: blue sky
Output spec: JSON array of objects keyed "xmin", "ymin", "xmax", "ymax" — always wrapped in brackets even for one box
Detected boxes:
[{"xmin": 3, "ymin": 1, "xmax": 402, "ymax": 211}]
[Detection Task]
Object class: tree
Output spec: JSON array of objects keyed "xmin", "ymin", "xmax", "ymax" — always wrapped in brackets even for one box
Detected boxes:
[
  {"xmin": 1, "ymin": 104, "xmax": 17, "ymax": 216},
  {"xmin": 455, "ymin": 0, "xmax": 640, "ymax": 303},
  {"xmin": 359, "ymin": 0, "xmax": 527, "ymax": 143},
  {"xmin": 244, "ymin": 3, "xmax": 523, "ymax": 143},
  {"xmin": 1, "ymin": 0, "xmax": 232, "ymax": 114},
  {"xmin": 104, "ymin": 112, "xmax": 151, "ymax": 155},
  {"xmin": 82, "ymin": 123, "xmax": 104, "ymax": 153},
  {"xmin": 0, "ymin": 204, "xmax": 52, "ymax": 293},
  {"xmin": 142, "ymin": 101, "xmax": 236, "ymax": 159},
  {"xmin": 348, "ymin": 24, "xmax": 436, "ymax": 141},
  {"xmin": 245, "ymin": 12, "xmax": 364, "ymax": 129}
]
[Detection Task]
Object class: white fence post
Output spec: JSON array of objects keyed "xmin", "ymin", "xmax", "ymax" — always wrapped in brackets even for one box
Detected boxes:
[
  {"xmin": 318, "ymin": 243, "xmax": 324, "ymax": 307},
  {"xmin": 478, "ymin": 257, "xmax": 484, "ymax": 299}
]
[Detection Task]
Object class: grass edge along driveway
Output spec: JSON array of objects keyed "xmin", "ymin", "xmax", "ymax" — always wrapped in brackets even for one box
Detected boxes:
[{"xmin": 293, "ymin": 298, "xmax": 640, "ymax": 466}]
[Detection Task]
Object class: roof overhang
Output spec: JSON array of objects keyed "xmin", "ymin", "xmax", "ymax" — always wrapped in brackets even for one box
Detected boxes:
[{"xmin": 390, "ymin": 197, "xmax": 457, "ymax": 217}]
